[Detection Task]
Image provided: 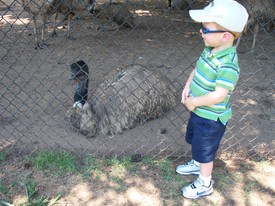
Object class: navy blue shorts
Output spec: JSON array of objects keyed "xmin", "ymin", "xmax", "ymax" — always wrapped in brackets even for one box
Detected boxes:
[{"xmin": 185, "ymin": 112, "xmax": 226, "ymax": 163}]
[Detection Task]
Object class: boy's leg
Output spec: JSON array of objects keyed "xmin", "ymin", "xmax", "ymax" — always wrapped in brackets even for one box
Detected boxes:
[
  {"xmin": 176, "ymin": 112, "xmax": 200, "ymax": 175},
  {"xmin": 180, "ymin": 115, "xmax": 226, "ymax": 199},
  {"xmin": 200, "ymin": 161, "xmax": 213, "ymax": 177},
  {"xmin": 199, "ymin": 161, "xmax": 213, "ymax": 186}
]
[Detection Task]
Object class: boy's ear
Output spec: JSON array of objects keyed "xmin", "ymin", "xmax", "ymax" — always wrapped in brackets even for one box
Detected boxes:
[{"xmin": 222, "ymin": 32, "xmax": 233, "ymax": 42}]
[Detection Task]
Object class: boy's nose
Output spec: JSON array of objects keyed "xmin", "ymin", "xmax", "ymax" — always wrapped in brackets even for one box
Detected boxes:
[{"xmin": 199, "ymin": 28, "xmax": 203, "ymax": 34}]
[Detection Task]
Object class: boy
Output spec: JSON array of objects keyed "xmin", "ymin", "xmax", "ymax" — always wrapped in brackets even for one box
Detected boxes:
[{"xmin": 176, "ymin": 0, "xmax": 248, "ymax": 199}]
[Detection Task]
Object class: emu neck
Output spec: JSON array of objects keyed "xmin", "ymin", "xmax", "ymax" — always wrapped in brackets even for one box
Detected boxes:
[{"xmin": 74, "ymin": 78, "xmax": 88, "ymax": 107}]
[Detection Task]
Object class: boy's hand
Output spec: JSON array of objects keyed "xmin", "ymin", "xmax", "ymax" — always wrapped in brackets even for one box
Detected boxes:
[
  {"xmin": 185, "ymin": 97, "xmax": 196, "ymax": 111},
  {"xmin": 183, "ymin": 87, "xmax": 229, "ymax": 111},
  {"xmin": 181, "ymin": 87, "xmax": 190, "ymax": 104}
]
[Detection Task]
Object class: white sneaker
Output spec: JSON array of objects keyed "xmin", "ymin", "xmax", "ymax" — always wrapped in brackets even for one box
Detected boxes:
[
  {"xmin": 176, "ymin": 159, "xmax": 200, "ymax": 175},
  {"xmin": 181, "ymin": 178, "xmax": 213, "ymax": 199}
]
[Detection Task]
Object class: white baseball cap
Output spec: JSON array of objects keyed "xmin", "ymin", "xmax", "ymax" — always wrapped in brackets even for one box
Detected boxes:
[{"xmin": 189, "ymin": 0, "xmax": 249, "ymax": 32}]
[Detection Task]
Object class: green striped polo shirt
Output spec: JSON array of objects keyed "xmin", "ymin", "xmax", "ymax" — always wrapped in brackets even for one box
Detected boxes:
[{"xmin": 190, "ymin": 46, "xmax": 240, "ymax": 125}]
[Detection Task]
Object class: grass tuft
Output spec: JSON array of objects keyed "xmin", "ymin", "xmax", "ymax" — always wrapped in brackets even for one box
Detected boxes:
[
  {"xmin": 0, "ymin": 179, "xmax": 11, "ymax": 196},
  {"xmin": 0, "ymin": 151, "xmax": 7, "ymax": 164},
  {"xmin": 158, "ymin": 159, "xmax": 174, "ymax": 181},
  {"xmin": 29, "ymin": 151, "xmax": 78, "ymax": 174}
]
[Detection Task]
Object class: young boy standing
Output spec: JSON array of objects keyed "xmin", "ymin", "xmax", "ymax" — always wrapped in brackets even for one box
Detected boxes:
[{"xmin": 176, "ymin": 0, "xmax": 248, "ymax": 199}]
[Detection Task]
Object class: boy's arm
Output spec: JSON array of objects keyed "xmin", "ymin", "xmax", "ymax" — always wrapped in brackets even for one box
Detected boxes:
[
  {"xmin": 185, "ymin": 87, "xmax": 229, "ymax": 111},
  {"xmin": 181, "ymin": 69, "xmax": 195, "ymax": 104}
]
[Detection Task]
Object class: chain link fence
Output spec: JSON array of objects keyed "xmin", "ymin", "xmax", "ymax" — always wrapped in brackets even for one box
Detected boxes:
[{"xmin": 0, "ymin": 0, "xmax": 274, "ymax": 161}]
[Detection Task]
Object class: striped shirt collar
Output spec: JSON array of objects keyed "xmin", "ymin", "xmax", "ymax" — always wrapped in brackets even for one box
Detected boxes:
[{"xmin": 203, "ymin": 46, "xmax": 237, "ymax": 58}]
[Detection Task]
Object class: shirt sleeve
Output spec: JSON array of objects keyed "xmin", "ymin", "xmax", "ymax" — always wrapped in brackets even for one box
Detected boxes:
[{"xmin": 216, "ymin": 65, "xmax": 240, "ymax": 91}]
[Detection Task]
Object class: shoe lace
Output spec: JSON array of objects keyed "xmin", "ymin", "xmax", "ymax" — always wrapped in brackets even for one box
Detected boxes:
[
  {"xmin": 192, "ymin": 178, "xmax": 204, "ymax": 189},
  {"xmin": 187, "ymin": 159, "xmax": 195, "ymax": 165}
]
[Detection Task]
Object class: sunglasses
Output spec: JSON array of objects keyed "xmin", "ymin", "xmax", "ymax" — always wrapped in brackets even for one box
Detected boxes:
[{"xmin": 200, "ymin": 24, "xmax": 236, "ymax": 37}]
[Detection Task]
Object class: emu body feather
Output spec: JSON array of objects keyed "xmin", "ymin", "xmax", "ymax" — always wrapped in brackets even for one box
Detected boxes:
[
  {"xmin": 236, "ymin": 0, "xmax": 274, "ymax": 52},
  {"xmin": 66, "ymin": 60, "xmax": 177, "ymax": 137},
  {"xmin": 91, "ymin": 2, "xmax": 134, "ymax": 29},
  {"xmin": 21, "ymin": 0, "xmax": 91, "ymax": 48}
]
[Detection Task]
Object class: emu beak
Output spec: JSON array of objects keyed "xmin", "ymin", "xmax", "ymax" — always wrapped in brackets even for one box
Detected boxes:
[{"xmin": 68, "ymin": 73, "xmax": 76, "ymax": 81}]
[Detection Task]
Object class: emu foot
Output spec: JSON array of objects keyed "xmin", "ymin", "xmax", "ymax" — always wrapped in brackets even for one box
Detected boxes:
[
  {"xmin": 96, "ymin": 25, "xmax": 117, "ymax": 32},
  {"xmin": 238, "ymin": 48, "xmax": 254, "ymax": 54},
  {"xmin": 35, "ymin": 41, "xmax": 48, "ymax": 49},
  {"xmin": 0, "ymin": 6, "xmax": 11, "ymax": 11},
  {"xmin": 51, "ymin": 30, "xmax": 58, "ymax": 37},
  {"xmin": 67, "ymin": 35, "xmax": 77, "ymax": 41}
]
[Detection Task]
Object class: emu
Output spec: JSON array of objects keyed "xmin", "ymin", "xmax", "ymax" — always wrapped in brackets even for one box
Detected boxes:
[
  {"xmin": 66, "ymin": 60, "xmax": 177, "ymax": 137},
  {"xmin": 168, "ymin": 0, "xmax": 190, "ymax": 11},
  {"xmin": 168, "ymin": 0, "xmax": 210, "ymax": 10},
  {"xmin": 21, "ymin": 0, "xmax": 91, "ymax": 48},
  {"xmin": 235, "ymin": 0, "xmax": 275, "ymax": 52},
  {"xmin": 90, "ymin": 2, "xmax": 134, "ymax": 30}
]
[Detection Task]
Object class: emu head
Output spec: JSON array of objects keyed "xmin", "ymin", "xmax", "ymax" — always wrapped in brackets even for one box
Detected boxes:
[
  {"xmin": 69, "ymin": 60, "xmax": 89, "ymax": 82},
  {"xmin": 88, "ymin": 0, "xmax": 95, "ymax": 14},
  {"xmin": 69, "ymin": 60, "xmax": 89, "ymax": 109}
]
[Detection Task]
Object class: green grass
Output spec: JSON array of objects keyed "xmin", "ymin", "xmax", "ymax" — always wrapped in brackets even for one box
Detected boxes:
[
  {"xmin": 82, "ymin": 155, "xmax": 101, "ymax": 176},
  {"xmin": 109, "ymin": 176, "xmax": 126, "ymax": 191},
  {"xmin": 0, "ymin": 174, "xmax": 61, "ymax": 206},
  {"xmin": 214, "ymin": 172, "xmax": 235, "ymax": 189},
  {"xmin": 83, "ymin": 155, "xmax": 100, "ymax": 171},
  {"xmin": 158, "ymin": 159, "xmax": 174, "ymax": 181},
  {"xmin": 141, "ymin": 156, "xmax": 155, "ymax": 166},
  {"xmin": 102, "ymin": 156, "xmax": 132, "ymax": 168},
  {"xmin": 0, "ymin": 179, "xmax": 12, "ymax": 196},
  {"xmin": 103, "ymin": 156, "xmax": 139, "ymax": 174},
  {"xmin": 2, "ymin": 151, "xmax": 272, "ymax": 206},
  {"xmin": 0, "ymin": 151, "xmax": 7, "ymax": 164},
  {"xmin": 29, "ymin": 151, "xmax": 78, "ymax": 175}
]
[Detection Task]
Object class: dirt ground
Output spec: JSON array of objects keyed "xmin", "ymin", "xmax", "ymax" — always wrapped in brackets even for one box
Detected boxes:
[{"xmin": 0, "ymin": 0, "xmax": 274, "ymax": 162}]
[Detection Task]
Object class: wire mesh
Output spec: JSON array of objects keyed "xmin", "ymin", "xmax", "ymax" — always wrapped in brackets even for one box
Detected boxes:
[{"xmin": 0, "ymin": 0, "xmax": 274, "ymax": 161}]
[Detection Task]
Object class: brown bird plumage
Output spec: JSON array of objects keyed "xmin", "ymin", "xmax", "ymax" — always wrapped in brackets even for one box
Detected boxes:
[
  {"xmin": 21, "ymin": 0, "xmax": 91, "ymax": 48},
  {"xmin": 92, "ymin": 2, "xmax": 135, "ymax": 30},
  {"xmin": 66, "ymin": 60, "xmax": 177, "ymax": 137},
  {"xmin": 236, "ymin": 0, "xmax": 275, "ymax": 52}
]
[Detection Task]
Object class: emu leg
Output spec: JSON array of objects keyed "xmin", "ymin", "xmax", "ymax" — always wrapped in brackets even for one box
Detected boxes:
[
  {"xmin": 168, "ymin": 0, "xmax": 172, "ymax": 8},
  {"xmin": 236, "ymin": 23, "xmax": 259, "ymax": 54},
  {"xmin": 96, "ymin": 18, "xmax": 119, "ymax": 31},
  {"xmin": 235, "ymin": 34, "xmax": 241, "ymax": 49},
  {"xmin": 33, "ymin": 17, "xmax": 47, "ymax": 49},
  {"xmin": 66, "ymin": 14, "xmax": 76, "ymax": 40},
  {"xmin": 96, "ymin": 24, "xmax": 119, "ymax": 31},
  {"xmin": 89, "ymin": 0, "xmax": 95, "ymax": 14},
  {"xmin": 250, "ymin": 22, "xmax": 259, "ymax": 51},
  {"xmin": 39, "ymin": 16, "xmax": 49, "ymax": 48},
  {"xmin": 239, "ymin": 23, "xmax": 259, "ymax": 54},
  {"xmin": 33, "ymin": 17, "xmax": 39, "ymax": 47},
  {"xmin": 67, "ymin": 14, "xmax": 71, "ymax": 38},
  {"xmin": 51, "ymin": 13, "xmax": 58, "ymax": 37}
]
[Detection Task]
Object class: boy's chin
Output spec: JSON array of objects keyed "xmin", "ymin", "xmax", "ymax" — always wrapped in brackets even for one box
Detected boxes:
[{"xmin": 202, "ymin": 39, "xmax": 208, "ymax": 46}]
